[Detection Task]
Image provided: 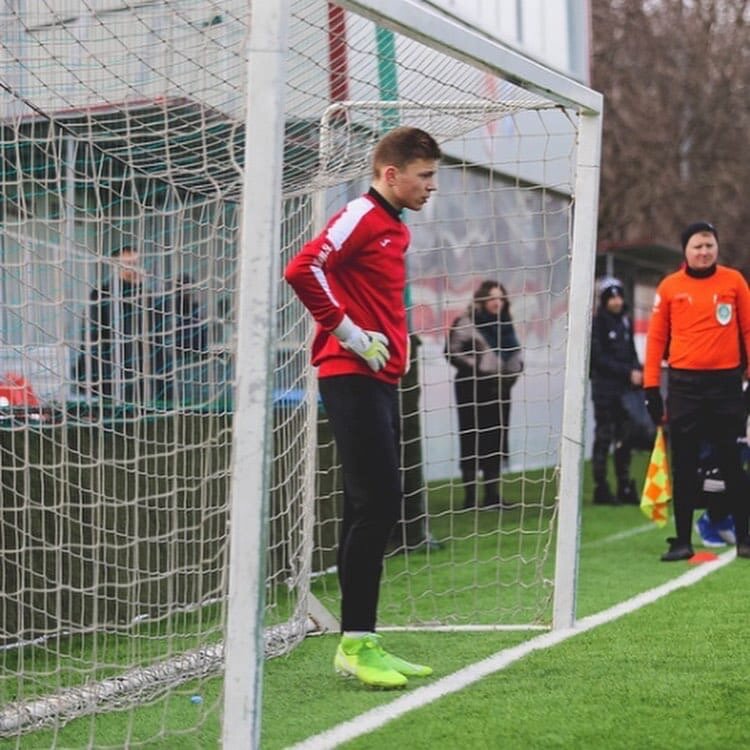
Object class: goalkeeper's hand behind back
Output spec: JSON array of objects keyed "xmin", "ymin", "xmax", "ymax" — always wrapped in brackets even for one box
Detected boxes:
[{"xmin": 333, "ymin": 315, "xmax": 390, "ymax": 373}]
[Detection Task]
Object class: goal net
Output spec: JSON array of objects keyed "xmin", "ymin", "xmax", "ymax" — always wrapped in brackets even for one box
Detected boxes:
[{"xmin": 0, "ymin": 0, "xmax": 601, "ymax": 744}]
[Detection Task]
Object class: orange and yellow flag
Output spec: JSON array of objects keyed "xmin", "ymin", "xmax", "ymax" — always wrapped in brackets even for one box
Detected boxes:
[{"xmin": 640, "ymin": 426, "xmax": 672, "ymax": 526}]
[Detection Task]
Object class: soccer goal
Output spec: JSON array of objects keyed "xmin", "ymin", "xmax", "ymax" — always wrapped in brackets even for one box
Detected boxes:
[{"xmin": 0, "ymin": 0, "xmax": 601, "ymax": 746}]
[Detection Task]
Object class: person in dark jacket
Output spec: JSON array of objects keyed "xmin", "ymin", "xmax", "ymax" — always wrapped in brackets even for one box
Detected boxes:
[
  {"xmin": 74, "ymin": 246, "xmax": 154, "ymax": 404},
  {"xmin": 152, "ymin": 274, "xmax": 210, "ymax": 404},
  {"xmin": 589, "ymin": 277, "xmax": 643, "ymax": 504},
  {"xmin": 446, "ymin": 280, "xmax": 523, "ymax": 509}
]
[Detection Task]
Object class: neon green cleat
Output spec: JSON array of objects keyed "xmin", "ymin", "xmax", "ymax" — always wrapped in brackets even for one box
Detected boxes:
[
  {"xmin": 380, "ymin": 648, "xmax": 433, "ymax": 678},
  {"xmin": 334, "ymin": 634, "xmax": 407, "ymax": 688}
]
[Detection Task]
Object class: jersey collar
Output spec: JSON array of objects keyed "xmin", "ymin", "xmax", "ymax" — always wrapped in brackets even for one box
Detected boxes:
[
  {"xmin": 368, "ymin": 187, "xmax": 403, "ymax": 221},
  {"xmin": 685, "ymin": 263, "xmax": 717, "ymax": 279}
]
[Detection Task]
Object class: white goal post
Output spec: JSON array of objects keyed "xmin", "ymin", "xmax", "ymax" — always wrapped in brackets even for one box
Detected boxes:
[
  {"xmin": 0, "ymin": 0, "xmax": 601, "ymax": 746},
  {"xmin": 230, "ymin": 1, "xmax": 602, "ymax": 741}
]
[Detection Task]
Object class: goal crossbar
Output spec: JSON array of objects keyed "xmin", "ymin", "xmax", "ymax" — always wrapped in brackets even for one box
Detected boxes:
[{"xmin": 335, "ymin": 0, "xmax": 603, "ymax": 114}]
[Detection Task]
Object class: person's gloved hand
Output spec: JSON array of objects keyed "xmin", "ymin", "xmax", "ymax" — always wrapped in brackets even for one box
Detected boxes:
[
  {"xmin": 644, "ymin": 387, "xmax": 664, "ymax": 426},
  {"xmin": 333, "ymin": 315, "xmax": 390, "ymax": 372}
]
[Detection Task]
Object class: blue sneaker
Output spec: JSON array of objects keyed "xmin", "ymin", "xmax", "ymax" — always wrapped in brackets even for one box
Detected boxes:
[
  {"xmin": 694, "ymin": 511, "xmax": 727, "ymax": 548},
  {"xmin": 715, "ymin": 515, "xmax": 736, "ymax": 545}
]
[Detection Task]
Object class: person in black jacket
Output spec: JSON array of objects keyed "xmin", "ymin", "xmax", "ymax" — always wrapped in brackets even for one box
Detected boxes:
[
  {"xmin": 152, "ymin": 274, "xmax": 210, "ymax": 404},
  {"xmin": 74, "ymin": 246, "xmax": 154, "ymax": 404},
  {"xmin": 589, "ymin": 277, "xmax": 643, "ymax": 504},
  {"xmin": 446, "ymin": 280, "xmax": 523, "ymax": 509}
]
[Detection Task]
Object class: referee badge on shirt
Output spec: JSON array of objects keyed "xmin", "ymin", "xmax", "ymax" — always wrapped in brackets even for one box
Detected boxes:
[{"xmin": 715, "ymin": 302, "xmax": 732, "ymax": 326}]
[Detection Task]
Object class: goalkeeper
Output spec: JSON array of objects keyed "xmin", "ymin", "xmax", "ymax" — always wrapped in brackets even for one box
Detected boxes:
[
  {"xmin": 284, "ymin": 126, "xmax": 441, "ymax": 688},
  {"xmin": 643, "ymin": 221, "xmax": 750, "ymax": 562}
]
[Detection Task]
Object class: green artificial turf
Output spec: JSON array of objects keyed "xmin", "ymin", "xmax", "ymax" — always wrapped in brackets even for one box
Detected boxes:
[
  {"xmin": 338, "ymin": 562, "xmax": 750, "ymax": 750},
  {"xmin": 4, "ymin": 453, "xmax": 740, "ymax": 749}
]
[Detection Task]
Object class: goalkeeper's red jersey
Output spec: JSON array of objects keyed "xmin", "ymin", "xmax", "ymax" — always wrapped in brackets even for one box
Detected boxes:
[
  {"xmin": 643, "ymin": 265, "xmax": 750, "ymax": 388},
  {"xmin": 284, "ymin": 188, "xmax": 410, "ymax": 384}
]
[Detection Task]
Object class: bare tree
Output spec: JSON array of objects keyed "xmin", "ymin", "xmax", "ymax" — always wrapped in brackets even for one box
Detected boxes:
[{"xmin": 591, "ymin": 0, "xmax": 750, "ymax": 269}]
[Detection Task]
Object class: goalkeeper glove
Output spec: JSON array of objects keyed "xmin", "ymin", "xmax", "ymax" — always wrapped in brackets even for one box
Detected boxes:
[
  {"xmin": 644, "ymin": 387, "xmax": 664, "ymax": 426},
  {"xmin": 333, "ymin": 315, "xmax": 390, "ymax": 373}
]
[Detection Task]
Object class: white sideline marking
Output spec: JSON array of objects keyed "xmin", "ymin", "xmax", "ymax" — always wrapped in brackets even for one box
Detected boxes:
[
  {"xmin": 288, "ymin": 549, "xmax": 736, "ymax": 750},
  {"xmin": 580, "ymin": 522, "xmax": 656, "ymax": 549}
]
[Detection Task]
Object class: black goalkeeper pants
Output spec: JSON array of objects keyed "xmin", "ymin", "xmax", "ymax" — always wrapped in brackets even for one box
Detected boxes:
[
  {"xmin": 667, "ymin": 368, "xmax": 748, "ymax": 546},
  {"xmin": 318, "ymin": 375, "xmax": 401, "ymax": 633}
]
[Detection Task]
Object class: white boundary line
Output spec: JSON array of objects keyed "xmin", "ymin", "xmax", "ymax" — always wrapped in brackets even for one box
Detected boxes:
[
  {"xmin": 580, "ymin": 522, "xmax": 657, "ymax": 549},
  {"xmin": 288, "ymin": 549, "xmax": 736, "ymax": 750}
]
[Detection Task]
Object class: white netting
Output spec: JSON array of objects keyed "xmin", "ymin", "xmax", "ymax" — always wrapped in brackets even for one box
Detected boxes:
[
  {"xmin": 306, "ymin": 102, "xmax": 576, "ymax": 630},
  {"xmin": 0, "ymin": 0, "xmax": 594, "ymax": 744}
]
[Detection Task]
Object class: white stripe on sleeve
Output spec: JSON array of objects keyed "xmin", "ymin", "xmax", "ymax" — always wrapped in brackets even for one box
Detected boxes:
[
  {"xmin": 325, "ymin": 196, "xmax": 373, "ymax": 251},
  {"xmin": 311, "ymin": 264, "xmax": 340, "ymax": 308}
]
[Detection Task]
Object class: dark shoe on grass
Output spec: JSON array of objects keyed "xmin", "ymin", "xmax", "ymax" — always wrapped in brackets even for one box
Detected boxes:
[
  {"xmin": 617, "ymin": 479, "xmax": 639, "ymax": 505},
  {"xmin": 593, "ymin": 484, "xmax": 620, "ymax": 506},
  {"xmin": 660, "ymin": 537, "xmax": 694, "ymax": 562},
  {"xmin": 736, "ymin": 537, "xmax": 750, "ymax": 559}
]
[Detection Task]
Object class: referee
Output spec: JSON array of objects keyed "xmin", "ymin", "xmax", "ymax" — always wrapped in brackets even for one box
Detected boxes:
[{"xmin": 643, "ymin": 222, "xmax": 750, "ymax": 561}]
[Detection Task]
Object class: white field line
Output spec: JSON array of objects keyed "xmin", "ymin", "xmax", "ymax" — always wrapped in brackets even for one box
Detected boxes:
[
  {"xmin": 580, "ymin": 522, "xmax": 658, "ymax": 549},
  {"xmin": 288, "ymin": 548, "xmax": 736, "ymax": 750},
  {"xmin": 371, "ymin": 525, "xmax": 683, "ymax": 635}
]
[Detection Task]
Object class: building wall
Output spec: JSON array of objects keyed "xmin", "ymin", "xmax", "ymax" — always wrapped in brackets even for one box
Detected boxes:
[
  {"xmin": 403, "ymin": 1, "xmax": 593, "ymax": 477},
  {"xmin": 424, "ymin": 0, "xmax": 591, "ymax": 83}
]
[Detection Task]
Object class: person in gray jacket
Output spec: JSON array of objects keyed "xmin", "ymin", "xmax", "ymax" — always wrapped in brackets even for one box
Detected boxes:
[{"xmin": 446, "ymin": 279, "xmax": 523, "ymax": 508}]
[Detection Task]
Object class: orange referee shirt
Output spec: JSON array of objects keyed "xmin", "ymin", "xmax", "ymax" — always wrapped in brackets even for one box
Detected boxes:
[{"xmin": 643, "ymin": 265, "xmax": 750, "ymax": 388}]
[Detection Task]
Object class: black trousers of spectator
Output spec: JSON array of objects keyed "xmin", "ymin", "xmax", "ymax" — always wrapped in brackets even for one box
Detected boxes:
[
  {"xmin": 591, "ymin": 390, "xmax": 631, "ymax": 492},
  {"xmin": 318, "ymin": 374, "xmax": 401, "ymax": 633},
  {"xmin": 667, "ymin": 368, "xmax": 748, "ymax": 546},
  {"xmin": 455, "ymin": 375, "xmax": 512, "ymax": 505}
]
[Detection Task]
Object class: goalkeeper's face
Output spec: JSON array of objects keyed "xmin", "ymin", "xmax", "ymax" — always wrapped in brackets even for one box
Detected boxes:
[{"xmin": 385, "ymin": 159, "xmax": 438, "ymax": 212}]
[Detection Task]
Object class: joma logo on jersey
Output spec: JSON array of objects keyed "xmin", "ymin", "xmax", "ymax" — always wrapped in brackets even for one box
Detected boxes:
[{"xmin": 379, "ymin": 238, "xmax": 392, "ymax": 247}]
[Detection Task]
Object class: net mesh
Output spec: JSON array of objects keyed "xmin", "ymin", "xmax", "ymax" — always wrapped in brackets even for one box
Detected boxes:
[
  {"xmin": 0, "ymin": 0, "xmax": 584, "ymax": 742},
  {"xmin": 308, "ymin": 102, "xmax": 575, "ymax": 630}
]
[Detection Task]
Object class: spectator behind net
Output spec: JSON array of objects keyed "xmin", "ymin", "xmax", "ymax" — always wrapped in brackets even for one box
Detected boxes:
[{"xmin": 74, "ymin": 245, "xmax": 154, "ymax": 404}]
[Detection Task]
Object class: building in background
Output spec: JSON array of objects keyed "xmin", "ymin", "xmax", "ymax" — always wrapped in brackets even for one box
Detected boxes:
[
  {"xmin": 428, "ymin": 0, "xmax": 591, "ymax": 83},
  {"xmin": 404, "ymin": 1, "xmax": 594, "ymax": 477},
  {"xmin": 0, "ymin": 0, "xmax": 594, "ymax": 476}
]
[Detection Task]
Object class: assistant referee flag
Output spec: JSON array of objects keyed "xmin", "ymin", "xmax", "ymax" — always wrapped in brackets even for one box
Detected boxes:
[{"xmin": 640, "ymin": 427, "xmax": 672, "ymax": 527}]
